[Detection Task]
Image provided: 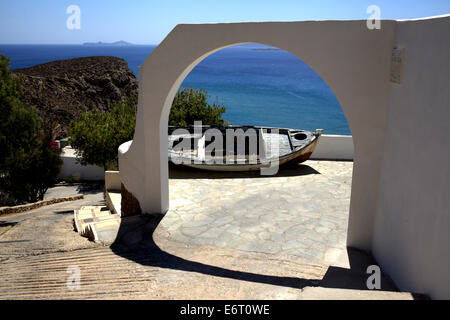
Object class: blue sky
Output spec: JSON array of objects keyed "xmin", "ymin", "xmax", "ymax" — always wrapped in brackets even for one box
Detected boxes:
[{"xmin": 0, "ymin": 0, "xmax": 449, "ymax": 44}]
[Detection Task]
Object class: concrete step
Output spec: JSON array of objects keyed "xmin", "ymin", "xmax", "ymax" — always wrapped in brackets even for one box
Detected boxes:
[
  {"xmin": 88, "ymin": 218, "xmax": 121, "ymax": 242},
  {"xmin": 74, "ymin": 206, "xmax": 121, "ymax": 242},
  {"xmin": 299, "ymin": 287, "xmax": 416, "ymax": 300},
  {"xmin": 105, "ymin": 191, "xmax": 121, "ymax": 216}
]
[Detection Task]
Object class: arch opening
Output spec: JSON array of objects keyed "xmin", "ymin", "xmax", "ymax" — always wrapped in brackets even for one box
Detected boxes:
[
  {"xmin": 160, "ymin": 42, "xmax": 354, "ymax": 266},
  {"xmin": 119, "ymin": 20, "xmax": 392, "ymax": 257},
  {"xmin": 159, "ymin": 42, "xmax": 353, "ymax": 137}
]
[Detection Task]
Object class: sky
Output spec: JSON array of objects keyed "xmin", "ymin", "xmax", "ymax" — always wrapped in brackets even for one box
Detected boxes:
[{"xmin": 0, "ymin": 0, "xmax": 449, "ymax": 44}]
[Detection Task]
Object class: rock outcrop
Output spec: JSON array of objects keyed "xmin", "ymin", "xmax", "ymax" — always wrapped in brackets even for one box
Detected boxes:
[{"xmin": 12, "ymin": 56, "xmax": 138, "ymax": 139}]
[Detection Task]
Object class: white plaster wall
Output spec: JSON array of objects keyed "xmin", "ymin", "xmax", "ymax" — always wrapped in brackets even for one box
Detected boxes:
[
  {"xmin": 60, "ymin": 147, "xmax": 104, "ymax": 181},
  {"xmin": 373, "ymin": 16, "xmax": 450, "ymax": 299},
  {"xmin": 311, "ymin": 135, "xmax": 354, "ymax": 160},
  {"xmin": 105, "ymin": 171, "xmax": 121, "ymax": 191}
]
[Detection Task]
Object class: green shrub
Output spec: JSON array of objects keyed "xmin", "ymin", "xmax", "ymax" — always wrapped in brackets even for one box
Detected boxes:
[
  {"xmin": 169, "ymin": 88, "xmax": 227, "ymax": 126},
  {"xmin": 64, "ymin": 175, "xmax": 75, "ymax": 184},
  {"xmin": 69, "ymin": 97, "xmax": 137, "ymax": 170},
  {"xmin": 0, "ymin": 55, "xmax": 62, "ymax": 205}
]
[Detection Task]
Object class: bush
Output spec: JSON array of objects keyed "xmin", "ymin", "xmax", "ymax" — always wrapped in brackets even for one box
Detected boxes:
[
  {"xmin": 169, "ymin": 88, "xmax": 227, "ymax": 126},
  {"xmin": 69, "ymin": 98, "xmax": 137, "ymax": 170},
  {"xmin": 0, "ymin": 55, "xmax": 62, "ymax": 205}
]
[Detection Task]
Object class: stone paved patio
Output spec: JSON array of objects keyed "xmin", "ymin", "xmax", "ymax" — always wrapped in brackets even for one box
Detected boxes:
[{"xmin": 158, "ymin": 160, "xmax": 353, "ymax": 266}]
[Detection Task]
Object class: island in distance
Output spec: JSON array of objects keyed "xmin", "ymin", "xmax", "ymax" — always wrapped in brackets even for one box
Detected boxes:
[{"xmin": 83, "ymin": 40, "xmax": 133, "ymax": 46}]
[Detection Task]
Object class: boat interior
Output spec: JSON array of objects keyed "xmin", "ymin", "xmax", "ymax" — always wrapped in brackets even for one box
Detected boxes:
[{"xmin": 168, "ymin": 126, "xmax": 316, "ymax": 162}]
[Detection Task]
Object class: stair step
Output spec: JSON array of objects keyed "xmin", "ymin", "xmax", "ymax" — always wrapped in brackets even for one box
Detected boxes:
[
  {"xmin": 74, "ymin": 205, "xmax": 121, "ymax": 242},
  {"xmin": 299, "ymin": 287, "xmax": 416, "ymax": 300},
  {"xmin": 89, "ymin": 218, "xmax": 121, "ymax": 242}
]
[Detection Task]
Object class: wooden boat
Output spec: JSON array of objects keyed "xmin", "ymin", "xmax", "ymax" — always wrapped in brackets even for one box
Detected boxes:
[{"xmin": 168, "ymin": 125, "xmax": 323, "ymax": 171}]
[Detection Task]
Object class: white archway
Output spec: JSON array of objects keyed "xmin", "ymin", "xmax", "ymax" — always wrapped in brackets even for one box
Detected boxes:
[{"xmin": 119, "ymin": 20, "xmax": 396, "ymax": 251}]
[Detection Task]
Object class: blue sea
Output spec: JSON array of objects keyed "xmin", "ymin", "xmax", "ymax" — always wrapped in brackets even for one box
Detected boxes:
[{"xmin": 0, "ymin": 44, "xmax": 350, "ymax": 135}]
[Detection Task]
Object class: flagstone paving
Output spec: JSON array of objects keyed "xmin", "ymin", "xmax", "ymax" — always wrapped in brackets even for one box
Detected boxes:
[{"xmin": 158, "ymin": 160, "xmax": 353, "ymax": 266}]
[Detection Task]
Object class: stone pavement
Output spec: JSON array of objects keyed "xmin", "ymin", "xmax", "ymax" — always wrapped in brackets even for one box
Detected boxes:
[{"xmin": 159, "ymin": 160, "xmax": 352, "ymax": 267}]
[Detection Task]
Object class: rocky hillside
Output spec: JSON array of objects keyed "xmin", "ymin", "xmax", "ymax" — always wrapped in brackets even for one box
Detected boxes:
[{"xmin": 12, "ymin": 56, "xmax": 138, "ymax": 139}]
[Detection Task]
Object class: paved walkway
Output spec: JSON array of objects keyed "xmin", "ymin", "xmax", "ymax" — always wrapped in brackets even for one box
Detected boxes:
[
  {"xmin": 0, "ymin": 188, "xmax": 104, "ymax": 258},
  {"xmin": 159, "ymin": 160, "xmax": 352, "ymax": 266}
]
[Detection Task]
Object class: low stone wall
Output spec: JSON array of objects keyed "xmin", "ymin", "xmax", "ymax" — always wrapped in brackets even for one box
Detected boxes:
[
  {"xmin": 61, "ymin": 135, "xmax": 353, "ymax": 183},
  {"xmin": 0, "ymin": 195, "xmax": 84, "ymax": 216},
  {"xmin": 120, "ymin": 183, "xmax": 141, "ymax": 217},
  {"xmin": 310, "ymin": 135, "xmax": 354, "ymax": 160}
]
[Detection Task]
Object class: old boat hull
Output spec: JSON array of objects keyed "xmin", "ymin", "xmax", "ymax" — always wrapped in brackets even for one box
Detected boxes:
[{"xmin": 168, "ymin": 126, "xmax": 322, "ymax": 172}]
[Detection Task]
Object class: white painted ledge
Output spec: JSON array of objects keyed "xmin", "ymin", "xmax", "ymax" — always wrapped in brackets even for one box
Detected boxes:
[
  {"xmin": 61, "ymin": 135, "xmax": 353, "ymax": 181},
  {"xmin": 310, "ymin": 134, "xmax": 354, "ymax": 160},
  {"xmin": 105, "ymin": 171, "xmax": 121, "ymax": 191}
]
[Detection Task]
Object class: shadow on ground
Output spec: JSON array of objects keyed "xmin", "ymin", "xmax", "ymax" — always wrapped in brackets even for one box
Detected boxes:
[
  {"xmin": 0, "ymin": 221, "xmax": 18, "ymax": 227},
  {"xmin": 75, "ymin": 182, "xmax": 104, "ymax": 194},
  {"xmin": 169, "ymin": 163, "xmax": 320, "ymax": 179},
  {"xmin": 110, "ymin": 214, "xmax": 401, "ymax": 293},
  {"xmin": 54, "ymin": 210, "xmax": 75, "ymax": 215}
]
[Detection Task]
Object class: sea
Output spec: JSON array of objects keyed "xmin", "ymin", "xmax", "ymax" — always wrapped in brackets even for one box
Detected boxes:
[{"xmin": 0, "ymin": 44, "xmax": 350, "ymax": 135}]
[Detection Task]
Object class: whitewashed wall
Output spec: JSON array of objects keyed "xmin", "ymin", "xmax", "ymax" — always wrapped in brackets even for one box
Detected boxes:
[
  {"xmin": 311, "ymin": 135, "xmax": 353, "ymax": 160},
  {"xmin": 372, "ymin": 16, "xmax": 450, "ymax": 300},
  {"xmin": 59, "ymin": 147, "xmax": 104, "ymax": 181}
]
